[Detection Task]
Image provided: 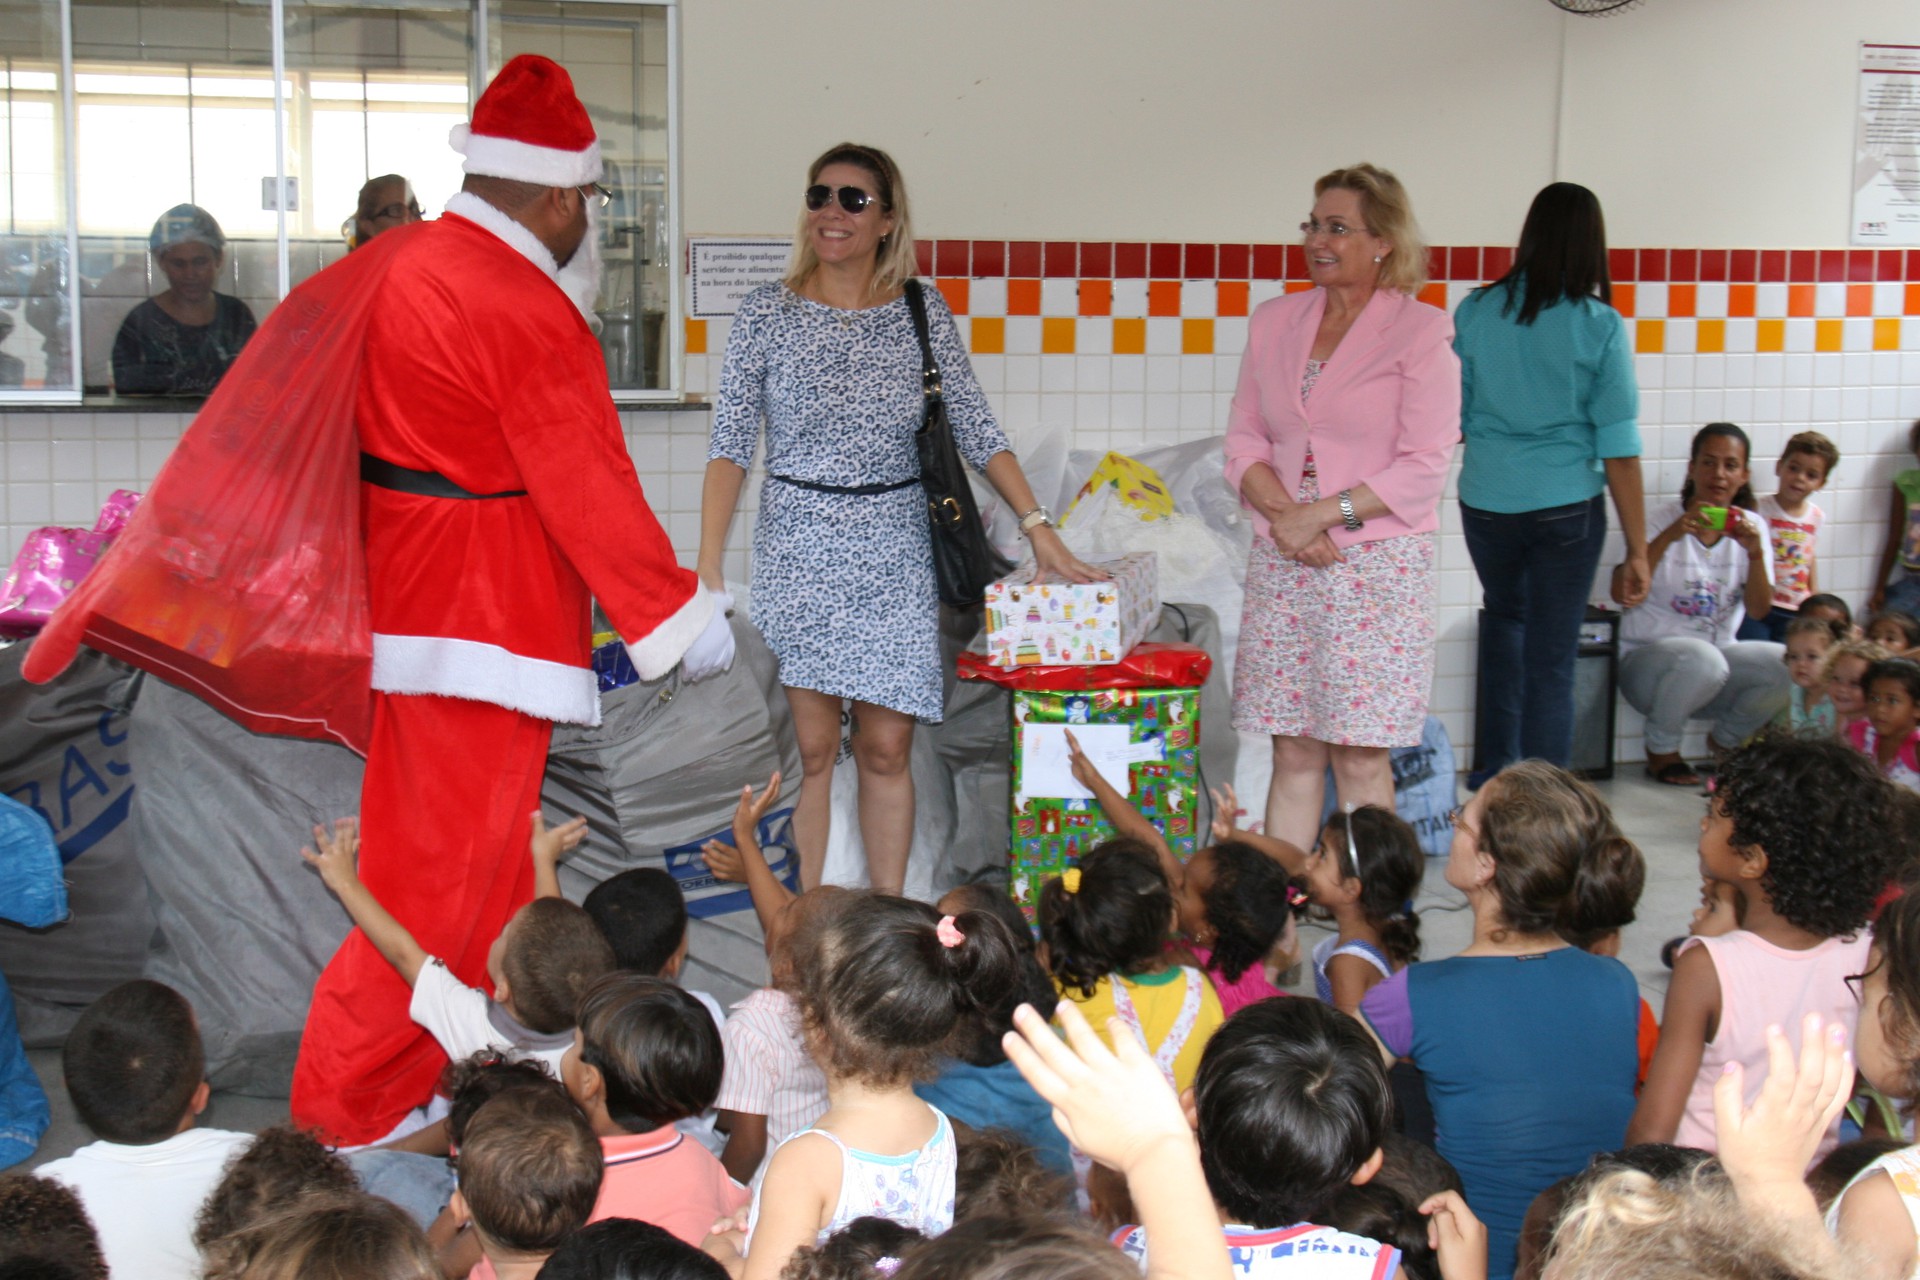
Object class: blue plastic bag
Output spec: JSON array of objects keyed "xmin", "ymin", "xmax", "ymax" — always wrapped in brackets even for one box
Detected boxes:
[{"xmin": 0, "ymin": 791, "xmax": 65, "ymax": 928}]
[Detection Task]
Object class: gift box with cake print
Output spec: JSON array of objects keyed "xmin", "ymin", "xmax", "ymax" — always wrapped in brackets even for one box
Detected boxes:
[{"xmin": 983, "ymin": 551, "xmax": 1159, "ymax": 668}]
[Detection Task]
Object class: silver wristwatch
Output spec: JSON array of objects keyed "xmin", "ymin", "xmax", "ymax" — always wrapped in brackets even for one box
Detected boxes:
[
  {"xmin": 1018, "ymin": 506, "xmax": 1055, "ymax": 536},
  {"xmin": 1338, "ymin": 489, "xmax": 1363, "ymax": 532}
]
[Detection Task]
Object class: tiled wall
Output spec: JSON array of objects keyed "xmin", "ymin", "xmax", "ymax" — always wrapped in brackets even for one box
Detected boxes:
[{"xmin": 8, "ymin": 239, "xmax": 1920, "ymax": 767}]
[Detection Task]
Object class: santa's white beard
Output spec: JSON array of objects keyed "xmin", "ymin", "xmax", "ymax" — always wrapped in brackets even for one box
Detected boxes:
[{"xmin": 556, "ymin": 200, "xmax": 604, "ymax": 333}]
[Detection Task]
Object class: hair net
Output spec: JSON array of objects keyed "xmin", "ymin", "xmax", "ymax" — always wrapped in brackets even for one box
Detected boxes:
[{"xmin": 149, "ymin": 204, "xmax": 226, "ymax": 256}]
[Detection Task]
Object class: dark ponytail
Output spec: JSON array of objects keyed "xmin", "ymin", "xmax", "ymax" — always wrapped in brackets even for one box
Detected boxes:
[
  {"xmin": 794, "ymin": 893, "xmax": 1023, "ymax": 1086},
  {"xmin": 1037, "ymin": 840, "xmax": 1173, "ymax": 1000},
  {"xmin": 1477, "ymin": 762, "xmax": 1645, "ymax": 943},
  {"xmin": 1324, "ymin": 807, "xmax": 1425, "ymax": 969},
  {"xmin": 1679, "ymin": 422, "xmax": 1756, "ymax": 511},
  {"xmin": 1199, "ymin": 842, "xmax": 1294, "ymax": 983}
]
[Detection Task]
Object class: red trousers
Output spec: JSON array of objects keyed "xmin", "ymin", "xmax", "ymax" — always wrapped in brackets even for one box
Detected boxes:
[{"xmin": 291, "ymin": 692, "xmax": 551, "ymax": 1145}]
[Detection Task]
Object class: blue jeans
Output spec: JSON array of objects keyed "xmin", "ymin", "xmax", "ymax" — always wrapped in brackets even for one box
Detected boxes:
[{"xmin": 1463, "ymin": 495, "xmax": 1609, "ymax": 773}]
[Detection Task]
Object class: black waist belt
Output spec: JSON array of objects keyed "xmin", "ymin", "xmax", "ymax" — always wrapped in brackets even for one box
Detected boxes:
[
  {"xmin": 768, "ymin": 472, "xmax": 920, "ymax": 496},
  {"xmin": 361, "ymin": 453, "xmax": 528, "ymax": 500}
]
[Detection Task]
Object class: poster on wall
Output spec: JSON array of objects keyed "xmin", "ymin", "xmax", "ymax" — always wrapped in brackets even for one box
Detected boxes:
[
  {"xmin": 688, "ymin": 238, "xmax": 793, "ymax": 317},
  {"xmin": 1854, "ymin": 43, "xmax": 1920, "ymax": 246}
]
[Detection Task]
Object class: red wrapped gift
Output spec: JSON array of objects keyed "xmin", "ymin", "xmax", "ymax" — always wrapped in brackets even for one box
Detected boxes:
[{"xmin": 957, "ymin": 641, "xmax": 1210, "ymax": 690}]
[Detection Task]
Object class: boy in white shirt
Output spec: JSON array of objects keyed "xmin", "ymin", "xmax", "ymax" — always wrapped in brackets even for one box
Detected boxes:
[
  {"xmin": 1741, "ymin": 431, "xmax": 1836, "ymax": 644},
  {"xmin": 303, "ymin": 811, "xmax": 613, "ymax": 1089},
  {"xmin": 36, "ymin": 980, "xmax": 251, "ymax": 1280}
]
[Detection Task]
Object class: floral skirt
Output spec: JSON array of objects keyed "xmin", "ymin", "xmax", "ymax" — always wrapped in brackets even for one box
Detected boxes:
[{"xmin": 1231, "ymin": 533, "xmax": 1437, "ymax": 748}]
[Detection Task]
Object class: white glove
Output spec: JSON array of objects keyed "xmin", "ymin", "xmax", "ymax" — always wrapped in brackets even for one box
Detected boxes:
[{"xmin": 678, "ymin": 591, "xmax": 736, "ymax": 683}]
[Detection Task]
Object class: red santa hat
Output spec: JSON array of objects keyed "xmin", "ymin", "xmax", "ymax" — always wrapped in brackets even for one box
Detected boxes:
[{"xmin": 450, "ymin": 54, "xmax": 602, "ymax": 188}]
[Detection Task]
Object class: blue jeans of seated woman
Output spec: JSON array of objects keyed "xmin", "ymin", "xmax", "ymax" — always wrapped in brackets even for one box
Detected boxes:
[{"xmin": 1463, "ymin": 494, "xmax": 1609, "ymax": 773}]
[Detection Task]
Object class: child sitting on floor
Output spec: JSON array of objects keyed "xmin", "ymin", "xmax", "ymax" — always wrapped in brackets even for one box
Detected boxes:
[
  {"xmin": 1827, "ymin": 886, "xmax": 1920, "ymax": 1279},
  {"xmin": 34, "ymin": 980, "xmax": 251, "ymax": 1280},
  {"xmin": 583, "ymin": 865, "xmax": 728, "ymax": 1154},
  {"xmin": 560, "ymin": 971, "xmax": 749, "ymax": 1242},
  {"xmin": 1111, "ymin": 998, "xmax": 1485, "ymax": 1279},
  {"xmin": 0, "ymin": 1173, "xmax": 107, "ymax": 1279},
  {"xmin": 1039, "ymin": 841, "xmax": 1226, "ymax": 1094},
  {"xmin": 1776, "ymin": 616, "xmax": 1839, "ymax": 734},
  {"xmin": 1629, "ymin": 730, "xmax": 1897, "ymax": 1158},
  {"xmin": 1062, "ymin": 732, "xmax": 1294, "ymax": 1015},
  {"xmin": 453, "ymin": 1088, "xmax": 604, "ymax": 1280},
  {"xmin": 198, "ymin": 1191, "xmax": 439, "ymax": 1280},
  {"xmin": 1208, "ymin": 782, "xmax": 1423, "ymax": 1015},
  {"xmin": 1869, "ymin": 611, "xmax": 1920, "ymax": 655},
  {"xmin": 1825, "ymin": 639, "xmax": 1893, "ymax": 740},
  {"xmin": 720, "ymin": 894, "xmax": 1023, "ymax": 1279},
  {"xmin": 1852, "ymin": 657, "xmax": 1920, "ymax": 792},
  {"xmin": 1800, "ymin": 592, "xmax": 1856, "ymax": 639},
  {"xmin": 192, "ymin": 1125, "xmax": 358, "ymax": 1255},
  {"xmin": 302, "ymin": 813, "xmax": 612, "ymax": 1084},
  {"xmin": 919, "ymin": 883, "xmax": 1071, "ymax": 1177}
]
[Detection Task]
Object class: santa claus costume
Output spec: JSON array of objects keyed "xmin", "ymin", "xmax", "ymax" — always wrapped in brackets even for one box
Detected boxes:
[{"xmin": 25, "ymin": 55, "xmax": 732, "ymax": 1145}]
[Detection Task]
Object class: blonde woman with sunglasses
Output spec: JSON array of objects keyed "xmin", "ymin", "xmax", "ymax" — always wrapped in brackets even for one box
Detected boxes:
[{"xmin": 699, "ymin": 142, "xmax": 1098, "ymax": 895}]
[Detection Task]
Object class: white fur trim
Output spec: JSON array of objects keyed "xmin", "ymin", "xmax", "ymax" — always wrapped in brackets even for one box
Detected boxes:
[
  {"xmin": 451, "ymin": 122, "xmax": 603, "ymax": 187},
  {"xmin": 444, "ymin": 191, "xmax": 558, "ymax": 281},
  {"xmin": 623, "ymin": 588, "xmax": 714, "ymax": 682},
  {"xmin": 371, "ymin": 633, "xmax": 601, "ymax": 726}
]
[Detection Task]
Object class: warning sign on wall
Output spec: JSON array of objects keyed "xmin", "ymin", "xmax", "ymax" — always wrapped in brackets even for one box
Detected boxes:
[{"xmin": 1854, "ymin": 43, "xmax": 1920, "ymax": 246}]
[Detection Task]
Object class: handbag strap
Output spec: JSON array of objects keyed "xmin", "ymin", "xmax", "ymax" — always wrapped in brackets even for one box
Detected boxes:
[{"xmin": 903, "ymin": 279, "xmax": 942, "ymax": 399}]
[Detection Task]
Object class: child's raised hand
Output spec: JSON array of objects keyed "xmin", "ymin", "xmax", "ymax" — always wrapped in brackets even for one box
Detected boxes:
[
  {"xmin": 1714, "ymin": 1012, "xmax": 1853, "ymax": 1205},
  {"xmin": 1420, "ymin": 1191, "xmax": 1488, "ymax": 1280},
  {"xmin": 300, "ymin": 818, "xmax": 360, "ymax": 894},
  {"xmin": 731, "ymin": 772, "xmax": 782, "ymax": 849},
  {"xmin": 1208, "ymin": 783, "xmax": 1242, "ymax": 841},
  {"xmin": 1062, "ymin": 729, "xmax": 1102, "ymax": 794},
  {"xmin": 700, "ymin": 835, "xmax": 749, "ymax": 884},
  {"xmin": 529, "ymin": 812, "xmax": 588, "ymax": 868},
  {"xmin": 1002, "ymin": 1000, "xmax": 1193, "ymax": 1178}
]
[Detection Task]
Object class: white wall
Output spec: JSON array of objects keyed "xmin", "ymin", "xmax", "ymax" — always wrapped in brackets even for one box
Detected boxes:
[
  {"xmin": 10, "ymin": 0, "xmax": 1920, "ymax": 776},
  {"xmin": 681, "ymin": 0, "xmax": 1918, "ymax": 247}
]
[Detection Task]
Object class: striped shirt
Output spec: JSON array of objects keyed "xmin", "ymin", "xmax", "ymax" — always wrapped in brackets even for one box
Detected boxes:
[
  {"xmin": 1114, "ymin": 1222, "xmax": 1402, "ymax": 1279},
  {"xmin": 714, "ymin": 987, "xmax": 829, "ymax": 1189}
]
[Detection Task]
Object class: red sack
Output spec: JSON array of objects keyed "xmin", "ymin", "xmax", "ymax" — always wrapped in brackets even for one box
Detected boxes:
[
  {"xmin": 956, "ymin": 641, "xmax": 1211, "ymax": 691},
  {"xmin": 20, "ymin": 225, "xmax": 430, "ymax": 753}
]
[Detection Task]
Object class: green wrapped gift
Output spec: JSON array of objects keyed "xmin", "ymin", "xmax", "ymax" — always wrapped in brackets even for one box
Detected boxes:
[{"xmin": 1007, "ymin": 685, "xmax": 1200, "ymax": 920}]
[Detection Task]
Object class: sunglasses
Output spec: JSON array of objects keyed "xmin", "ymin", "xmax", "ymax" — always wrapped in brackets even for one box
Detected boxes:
[{"xmin": 805, "ymin": 184, "xmax": 882, "ymax": 215}]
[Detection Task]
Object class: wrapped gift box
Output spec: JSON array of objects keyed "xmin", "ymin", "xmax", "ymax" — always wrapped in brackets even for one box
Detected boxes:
[
  {"xmin": 1005, "ymin": 684, "xmax": 1200, "ymax": 921},
  {"xmin": 984, "ymin": 551, "xmax": 1159, "ymax": 668}
]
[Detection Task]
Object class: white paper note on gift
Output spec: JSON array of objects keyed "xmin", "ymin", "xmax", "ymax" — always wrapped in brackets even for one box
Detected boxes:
[{"xmin": 1020, "ymin": 724, "xmax": 1136, "ymax": 799}]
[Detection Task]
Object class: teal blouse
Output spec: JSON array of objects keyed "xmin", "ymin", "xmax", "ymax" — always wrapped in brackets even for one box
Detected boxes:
[{"xmin": 1454, "ymin": 285, "xmax": 1640, "ymax": 514}]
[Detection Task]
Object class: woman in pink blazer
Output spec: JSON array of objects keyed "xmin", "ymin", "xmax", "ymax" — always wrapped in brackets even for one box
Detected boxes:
[{"xmin": 1224, "ymin": 164, "xmax": 1461, "ymax": 849}]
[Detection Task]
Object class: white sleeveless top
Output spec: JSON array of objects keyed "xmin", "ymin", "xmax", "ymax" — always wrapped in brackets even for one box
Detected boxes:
[
  {"xmin": 746, "ymin": 1107, "xmax": 956, "ymax": 1247},
  {"xmin": 1827, "ymin": 1144, "xmax": 1920, "ymax": 1279}
]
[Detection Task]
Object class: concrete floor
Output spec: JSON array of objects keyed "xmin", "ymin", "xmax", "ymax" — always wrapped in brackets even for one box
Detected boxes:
[{"xmin": 7, "ymin": 768, "xmax": 1711, "ymax": 1173}]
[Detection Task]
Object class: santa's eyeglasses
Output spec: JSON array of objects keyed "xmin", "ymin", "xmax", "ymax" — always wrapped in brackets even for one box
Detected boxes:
[{"xmin": 580, "ymin": 182, "xmax": 612, "ymax": 210}]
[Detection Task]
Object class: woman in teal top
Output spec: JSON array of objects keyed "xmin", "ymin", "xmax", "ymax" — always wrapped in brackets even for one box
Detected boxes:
[{"xmin": 1455, "ymin": 183, "xmax": 1647, "ymax": 783}]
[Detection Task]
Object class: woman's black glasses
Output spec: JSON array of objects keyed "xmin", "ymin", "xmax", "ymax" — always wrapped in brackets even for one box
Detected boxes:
[{"xmin": 805, "ymin": 184, "xmax": 880, "ymax": 215}]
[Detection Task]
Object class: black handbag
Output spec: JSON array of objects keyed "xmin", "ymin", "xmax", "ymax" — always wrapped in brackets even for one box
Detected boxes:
[{"xmin": 905, "ymin": 279, "xmax": 1014, "ymax": 609}]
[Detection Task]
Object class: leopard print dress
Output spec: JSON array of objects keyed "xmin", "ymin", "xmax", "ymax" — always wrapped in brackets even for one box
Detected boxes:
[{"xmin": 710, "ymin": 281, "xmax": 1010, "ymax": 721}]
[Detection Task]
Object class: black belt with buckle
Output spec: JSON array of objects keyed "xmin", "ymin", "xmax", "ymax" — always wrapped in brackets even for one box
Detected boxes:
[{"xmin": 360, "ymin": 453, "xmax": 528, "ymax": 500}]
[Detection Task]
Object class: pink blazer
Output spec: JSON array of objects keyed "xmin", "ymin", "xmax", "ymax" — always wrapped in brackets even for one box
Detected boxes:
[{"xmin": 1223, "ymin": 287, "xmax": 1461, "ymax": 549}]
